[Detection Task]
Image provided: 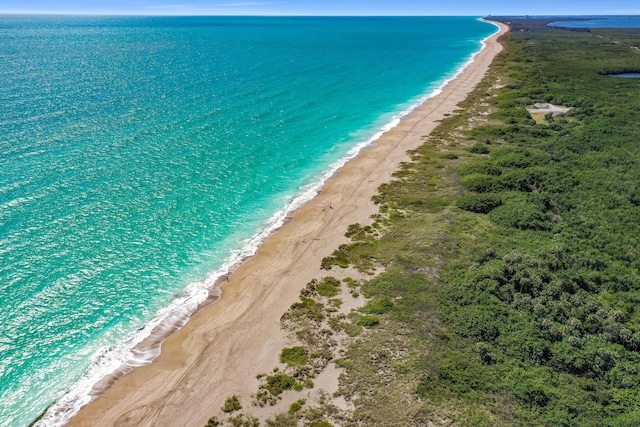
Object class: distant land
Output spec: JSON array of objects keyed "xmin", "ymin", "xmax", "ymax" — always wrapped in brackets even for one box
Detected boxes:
[{"xmin": 488, "ymin": 15, "xmax": 640, "ymax": 30}]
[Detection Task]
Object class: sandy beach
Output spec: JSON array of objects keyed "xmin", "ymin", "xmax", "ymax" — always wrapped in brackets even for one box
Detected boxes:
[{"xmin": 67, "ymin": 21, "xmax": 508, "ymax": 427}]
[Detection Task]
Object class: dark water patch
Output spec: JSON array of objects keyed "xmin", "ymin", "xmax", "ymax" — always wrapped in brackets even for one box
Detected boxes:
[
  {"xmin": 609, "ymin": 73, "xmax": 640, "ymax": 78},
  {"xmin": 548, "ymin": 16, "xmax": 640, "ymax": 29}
]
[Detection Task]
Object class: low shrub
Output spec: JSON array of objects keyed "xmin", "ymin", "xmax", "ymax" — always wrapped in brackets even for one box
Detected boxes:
[
  {"xmin": 227, "ymin": 414, "xmax": 259, "ymax": 427},
  {"xmin": 469, "ymin": 143, "xmax": 490, "ymax": 154},
  {"xmin": 221, "ymin": 395, "xmax": 242, "ymax": 413},
  {"xmin": 456, "ymin": 193, "xmax": 503, "ymax": 213},
  {"xmin": 283, "ymin": 297, "xmax": 325, "ymax": 323},
  {"xmin": 265, "ymin": 373, "xmax": 298, "ymax": 396},
  {"xmin": 316, "ymin": 277, "xmax": 341, "ymax": 297},
  {"xmin": 488, "ymin": 202, "xmax": 550, "ymax": 230},
  {"xmin": 288, "ymin": 399, "xmax": 306, "ymax": 414},
  {"xmin": 457, "ymin": 162, "xmax": 502, "ymax": 176},
  {"xmin": 280, "ymin": 346, "xmax": 308, "ymax": 367},
  {"xmin": 460, "ymin": 174, "xmax": 499, "ymax": 193},
  {"xmin": 362, "ymin": 298, "xmax": 394, "ymax": 314},
  {"xmin": 357, "ymin": 315, "xmax": 380, "ymax": 328}
]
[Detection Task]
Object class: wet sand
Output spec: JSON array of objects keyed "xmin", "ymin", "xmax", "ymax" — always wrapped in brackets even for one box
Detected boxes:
[{"xmin": 67, "ymin": 21, "xmax": 508, "ymax": 427}]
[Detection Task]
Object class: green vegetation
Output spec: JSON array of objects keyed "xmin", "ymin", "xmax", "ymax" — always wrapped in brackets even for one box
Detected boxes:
[
  {"xmin": 281, "ymin": 296, "xmax": 324, "ymax": 323},
  {"xmin": 468, "ymin": 142, "xmax": 490, "ymax": 154},
  {"xmin": 315, "ymin": 277, "xmax": 341, "ymax": 297},
  {"xmin": 356, "ymin": 315, "xmax": 380, "ymax": 328},
  {"xmin": 221, "ymin": 395, "xmax": 242, "ymax": 413},
  {"xmin": 328, "ymin": 24, "xmax": 640, "ymax": 426},
  {"xmin": 254, "ymin": 275, "xmax": 348, "ymax": 409},
  {"xmin": 328, "ymin": 298, "xmax": 342, "ymax": 308},
  {"xmin": 265, "ymin": 414, "xmax": 297, "ymax": 427},
  {"xmin": 361, "ymin": 298, "xmax": 394, "ymax": 315},
  {"xmin": 254, "ymin": 373, "xmax": 302, "ymax": 406},
  {"xmin": 455, "ymin": 193, "xmax": 503, "ymax": 213},
  {"xmin": 227, "ymin": 414, "xmax": 259, "ymax": 427},
  {"xmin": 279, "ymin": 346, "xmax": 308, "ymax": 367},
  {"xmin": 288, "ymin": 399, "xmax": 306, "ymax": 414}
]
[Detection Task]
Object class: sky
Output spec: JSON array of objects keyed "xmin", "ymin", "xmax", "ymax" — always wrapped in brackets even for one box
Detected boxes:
[{"xmin": 1, "ymin": 0, "xmax": 639, "ymax": 16}]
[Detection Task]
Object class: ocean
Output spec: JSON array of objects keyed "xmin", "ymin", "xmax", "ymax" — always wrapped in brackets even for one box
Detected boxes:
[{"xmin": 0, "ymin": 16, "xmax": 496, "ymax": 426}]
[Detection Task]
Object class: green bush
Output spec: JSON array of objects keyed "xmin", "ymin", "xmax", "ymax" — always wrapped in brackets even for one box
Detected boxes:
[
  {"xmin": 362, "ymin": 298, "xmax": 394, "ymax": 314},
  {"xmin": 335, "ymin": 358, "xmax": 354, "ymax": 368},
  {"xmin": 494, "ymin": 152, "xmax": 534, "ymax": 169},
  {"xmin": 499, "ymin": 168, "xmax": 549, "ymax": 192},
  {"xmin": 321, "ymin": 249, "xmax": 350, "ymax": 269},
  {"xmin": 357, "ymin": 315, "xmax": 380, "ymax": 328},
  {"xmin": 492, "ymin": 106, "xmax": 533, "ymax": 120},
  {"xmin": 488, "ymin": 202, "xmax": 550, "ymax": 230},
  {"xmin": 266, "ymin": 414, "xmax": 298, "ymax": 427},
  {"xmin": 280, "ymin": 346, "xmax": 308, "ymax": 367},
  {"xmin": 469, "ymin": 143, "xmax": 490, "ymax": 154},
  {"xmin": 227, "ymin": 414, "xmax": 259, "ymax": 427},
  {"xmin": 513, "ymin": 380, "xmax": 550, "ymax": 408},
  {"xmin": 456, "ymin": 194, "xmax": 503, "ymax": 213},
  {"xmin": 457, "ymin": 162, "xmax": 502, "ymax": 176},
  {"xmin": 284, "ymin": 297, "xmax": 325, "ymax": 323},
  {"xmin": 460, "ymin": 174, "xmax": 499, "ymax": 193},
  {"xmin": 221, "ymin": 395, "xmax": 242, "ymax": 413},
  {"xmin": 450, "ymin": 305, "xmax": 502, "ymax": 342},
  {"xmin": 492, "ymin": 147, "xmax": 551, "ymax": 169},
  {"xmin": 265, "ymin": 373, "xmax": 298, "ymax": 396},
  {"xmin": 288, "ymin": 399, "xmax": 306, "ymax": 414},
  {"xmin": 316, "ymin": 277, "xmax": 341, "ymax": 297}
]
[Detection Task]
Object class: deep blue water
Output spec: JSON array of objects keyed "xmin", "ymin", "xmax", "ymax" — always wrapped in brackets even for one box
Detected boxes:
[
  {"xmin": 0, "ymin": 16, "xmax": 496, "ymax": 426},
  {"xmin": 548, "ymin": 16, "xmax": 640, "ymax": 28}
]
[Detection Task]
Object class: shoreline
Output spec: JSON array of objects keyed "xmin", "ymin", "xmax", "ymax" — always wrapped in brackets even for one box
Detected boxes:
[{"xmin": 63, "ymin": 21, "xmax": 508, "ymax": 427}]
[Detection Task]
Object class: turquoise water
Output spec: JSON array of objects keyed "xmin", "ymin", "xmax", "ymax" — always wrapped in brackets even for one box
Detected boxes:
[{"xmin": 0, "ymin": 16, "xmax": 495, "ymax": 426}]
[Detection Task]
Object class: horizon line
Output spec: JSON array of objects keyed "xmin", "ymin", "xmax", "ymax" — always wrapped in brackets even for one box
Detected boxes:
[{"xmin": 1, "ymin": 12, "xmax": 640, "ymax": 18}]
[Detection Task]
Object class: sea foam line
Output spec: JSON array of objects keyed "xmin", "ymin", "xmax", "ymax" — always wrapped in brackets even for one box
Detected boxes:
[{"xmin": 35, "ymin": 25, "xmax": 498, "ymax": 427}]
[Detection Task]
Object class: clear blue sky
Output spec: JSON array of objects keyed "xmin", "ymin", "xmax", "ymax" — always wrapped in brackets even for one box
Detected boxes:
[{"xmin": 1, "ymin": 0, "xmax": 639, "ymax": 16}]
